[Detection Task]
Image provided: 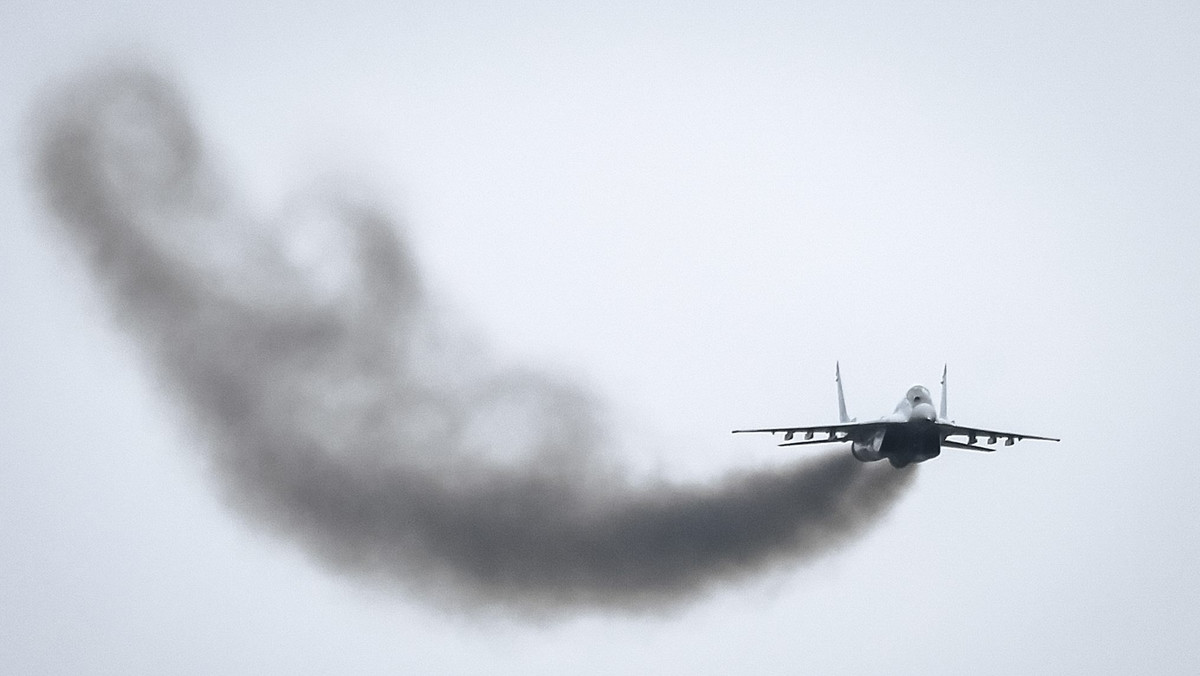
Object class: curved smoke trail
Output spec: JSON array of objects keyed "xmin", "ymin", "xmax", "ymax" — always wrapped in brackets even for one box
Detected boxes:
[{"xmin": 30, "ymin": 64, "xmax": 915, "ymax": 615}]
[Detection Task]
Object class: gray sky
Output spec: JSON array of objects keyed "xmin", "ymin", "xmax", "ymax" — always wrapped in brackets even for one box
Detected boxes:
[{"xmin": 3, "ymin": 1, "xmax": 1199, "ymax": 673}]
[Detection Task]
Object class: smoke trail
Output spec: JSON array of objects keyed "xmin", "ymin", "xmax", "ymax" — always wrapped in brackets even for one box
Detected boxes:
[{"xmin": 30, "ymin": 63, "xmax": 916, "ymax": 615}]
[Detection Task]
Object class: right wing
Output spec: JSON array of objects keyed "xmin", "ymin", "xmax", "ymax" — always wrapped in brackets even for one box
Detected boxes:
[
  {"xmin": 937, "ymin": 422, "xmax": 1060, "ymax": 447},
  {"xmin": 732, "ymin": 421, "xmax": 888, "ymax": 446}
]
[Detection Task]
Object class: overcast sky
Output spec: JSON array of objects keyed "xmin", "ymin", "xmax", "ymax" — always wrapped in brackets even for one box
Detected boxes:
[{"xmin": 3, "ymin": 1, "xmax": 1199, "ymax": 674}]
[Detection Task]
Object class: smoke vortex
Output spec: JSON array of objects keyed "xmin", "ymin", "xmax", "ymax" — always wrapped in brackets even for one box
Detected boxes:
[{"xmin": 31, "ymin": 63, "xmax": 915, "ymax": 616}]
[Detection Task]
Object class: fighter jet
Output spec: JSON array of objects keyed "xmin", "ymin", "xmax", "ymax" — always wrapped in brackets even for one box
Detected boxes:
[{"xmin": 733, "ymin": 364, "xmax": 1059, "ymax": 468}]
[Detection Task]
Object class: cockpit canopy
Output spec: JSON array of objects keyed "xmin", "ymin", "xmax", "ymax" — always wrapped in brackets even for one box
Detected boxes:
[{"xmin": 906, "ymin": 385, "xmax": 933, "ymax": 404}]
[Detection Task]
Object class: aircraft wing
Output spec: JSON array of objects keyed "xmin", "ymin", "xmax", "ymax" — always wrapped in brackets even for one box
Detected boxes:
[
  {"xmin": 732, "ymin": 421, "xmax": 888, "ymax": 446},
  {"xmin": 936, "ymin": 422, "xmax": 1060, "ymax": 448}
]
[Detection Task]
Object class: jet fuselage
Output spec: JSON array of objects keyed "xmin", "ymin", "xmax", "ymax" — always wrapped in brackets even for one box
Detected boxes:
[{"xmin": 850, "ymin": 385, "xmax": 942, "ymax": 467}]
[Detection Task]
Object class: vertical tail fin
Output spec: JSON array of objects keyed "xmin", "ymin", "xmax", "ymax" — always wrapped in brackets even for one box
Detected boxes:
[
  {"xmin": 836, "ymin": 362, "xmax": 851, "ymax": 423},
  {"xmin": 939, "ymin": 364, "xmax": 948, "ymax": 421}
]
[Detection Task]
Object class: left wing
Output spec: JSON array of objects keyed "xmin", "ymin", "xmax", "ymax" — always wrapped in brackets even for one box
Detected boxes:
[
  {"xmin": 732, "ymin": 421, "xmax": 888, "ymax": 446},
  {"xmin": 937, "ymin": 422, "xmax": 1060, "ymax": 450}
]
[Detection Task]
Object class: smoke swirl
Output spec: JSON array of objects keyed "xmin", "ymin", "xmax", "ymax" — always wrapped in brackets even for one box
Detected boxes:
[{"xmin": 31, "ymin": 63, "xmax": 915, "ymax": 615}]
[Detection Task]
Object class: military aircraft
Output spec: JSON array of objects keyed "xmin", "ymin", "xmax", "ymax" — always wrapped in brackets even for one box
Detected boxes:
[{"xmin": 733, "ymin": 364, "xmax": 1058, "ymax": 467}]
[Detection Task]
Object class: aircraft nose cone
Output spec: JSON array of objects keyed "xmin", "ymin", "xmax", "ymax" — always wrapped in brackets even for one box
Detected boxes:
[{"xmin": 912, "ymin": 402, "xmax": 937, "ymax": 421}]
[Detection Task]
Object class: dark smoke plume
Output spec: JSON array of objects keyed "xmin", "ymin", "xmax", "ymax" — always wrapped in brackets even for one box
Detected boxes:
[{"xmin": 30, "ymin": 64, "xmax": 916, "ymax": 615}]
